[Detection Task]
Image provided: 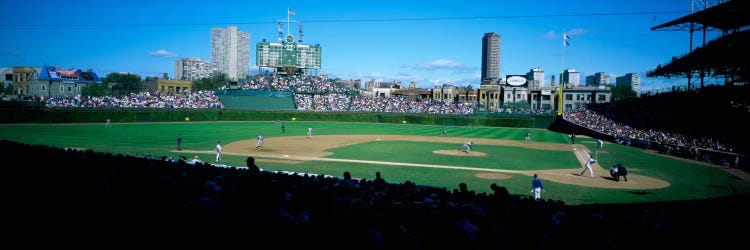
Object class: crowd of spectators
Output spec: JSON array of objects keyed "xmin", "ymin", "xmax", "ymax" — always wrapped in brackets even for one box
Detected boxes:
[
  {"xmin": 5, "ymin": 139, "xmax": 744, "ymax": 249},
  {"xmin": 565, "ymin": 106, "xmax": 732, "ymax": 150},
  {"xmin": 42, "ymin": 90, "xmax": 224, "ymax": 109},
  {"xmin": 241, "ymin": 74, "xmax": 351, "ymax": 93},
  {"xmin": 294, "ymin": 94, "xmax": 475, "ymax": 114},
  {"xmin": 565, "ymin": 106, "xmax": 738, "ymax": 164}
]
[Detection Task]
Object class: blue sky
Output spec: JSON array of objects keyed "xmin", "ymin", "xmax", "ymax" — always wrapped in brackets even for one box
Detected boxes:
[{"xmin": 0, "ymin": 0, "xmax": 724, "ymax": 90}]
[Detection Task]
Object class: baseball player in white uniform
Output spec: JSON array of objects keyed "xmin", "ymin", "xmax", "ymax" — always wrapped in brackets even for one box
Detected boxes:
[
  {"xmin": 307, "ymin": 127, "xmax": 313, "ymax": 138},
  {"xmin": 460, "ymin": 141, "xmax": 473, "ymax": 154},
  {"xmin": 581, "ymin": 156, "xmax": 596, "ymax": 177},
  {"xmin": 255, "ymin": 134, "xmax": 264, "ymax": 148},
  {"xmin": 215, "ymin": 141, "xmax": 222, "ymax": 162}
]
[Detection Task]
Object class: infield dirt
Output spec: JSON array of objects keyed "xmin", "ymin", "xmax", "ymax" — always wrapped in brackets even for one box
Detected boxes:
[{"xmin": 181, "ymin": 135, "xmax": 671, "ymax": 189}]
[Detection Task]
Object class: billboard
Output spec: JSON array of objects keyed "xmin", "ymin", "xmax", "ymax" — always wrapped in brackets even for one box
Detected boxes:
[
  {"xmin": 505, "ymin": 75, "xmax": 528, "ymax": 87},
  {"xmin": 257, "ymin": 35, "xmax": 321, "ymax": 69},
  {"xmin": 39, "ymin": 65, "xmax": 100, "ymax": 82}
]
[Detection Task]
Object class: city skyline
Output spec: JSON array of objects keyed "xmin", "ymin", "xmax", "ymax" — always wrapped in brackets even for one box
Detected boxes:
[{"xmin": 0, "ymin": 0, "xmax": 723, "ymax": 91}]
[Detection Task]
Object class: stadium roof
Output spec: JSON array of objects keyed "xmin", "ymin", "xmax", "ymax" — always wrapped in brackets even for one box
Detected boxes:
[
  {"xmin": 651, "ymin": 0, "xmax": 750, "ymax": 31},
  {"xmin": 647, "ymin": 29, "xmax": 749, "ymax": 82}
]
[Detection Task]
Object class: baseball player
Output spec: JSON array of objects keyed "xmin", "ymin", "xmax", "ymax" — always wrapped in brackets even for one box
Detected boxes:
[
  {"xmin": 307, "ymin": 127, "xmax": 313, "ymax": 138},
  {"xmin": 255, "ymin": 134, "xmax": 264, "ymax": 148},
  {"xmin": 460, "ymin": 141, "xmax": 473, "ymax": 154},
  {"xmin": 581, "ymin": 156, "xmax": 596, "ymax": 177},
  {"xmin": 215, "ymin": 141, "xmax": 222, "ymax": 162},
  {"xmin": 525, "ymin": 131, "xmax": 531, "ymax": 143},
  {"xmin": 531, "ymin": 173, "xmax": 544, "ymax": 200},
  {"xmin": 571, "ymin": 133, "xmax": 576, "ymax": 144}
]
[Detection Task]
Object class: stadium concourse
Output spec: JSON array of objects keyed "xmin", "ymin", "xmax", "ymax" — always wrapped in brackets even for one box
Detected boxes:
[{"xmin": 5, "ymin": 139, "xmax": 747, "ymax": 249}]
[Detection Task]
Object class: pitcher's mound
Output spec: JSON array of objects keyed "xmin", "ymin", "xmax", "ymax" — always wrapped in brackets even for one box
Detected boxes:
[{"xmin": 433, "ymin": 150, "xmax": 487, "ymax": 157}]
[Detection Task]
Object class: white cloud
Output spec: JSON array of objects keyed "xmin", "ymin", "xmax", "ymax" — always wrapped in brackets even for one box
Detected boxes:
[
  {"xmin": 543, "ymin": 29, "xmax": 587, "ymax": 39},
  {"xmin": 350, "ymin": 72, "xmax": 382, "ymax": 79},
  {"xmin": 414, "ymin": 59, "xmax": 463, "ymax": 70},
  {"xmin": 567, "ymin": 28, "xmax": 588, "ymax": 36},
  {"xmin": 413, "ymin": 59, "xmax": 477, "ymax": 74},
  {"xmin": 148, "ymin": 49, "xmax": 177, "ymax": 58},
  {"xmin": 542, "ymin": 31, "xmax": 556, "ymax": 39},
  {"xmin": 392, "ymin": 72, "xmax": 421, "ymax": 81}
]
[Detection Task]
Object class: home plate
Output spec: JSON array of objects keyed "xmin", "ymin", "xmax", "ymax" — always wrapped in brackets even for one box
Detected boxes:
[{"xmin": 376, "ymin": 138, "xmax": 381, "ymax": 141}]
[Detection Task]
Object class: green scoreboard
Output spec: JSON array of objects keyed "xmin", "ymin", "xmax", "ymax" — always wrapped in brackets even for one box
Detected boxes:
[{"xmin": 257, "ymin": 35, "xmax": 322, "ymax": 69}]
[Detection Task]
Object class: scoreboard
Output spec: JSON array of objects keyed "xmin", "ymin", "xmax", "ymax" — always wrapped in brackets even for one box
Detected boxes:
[{"xmin": 257, "ymin": 35, "xmax": 321, "ymax": 69}]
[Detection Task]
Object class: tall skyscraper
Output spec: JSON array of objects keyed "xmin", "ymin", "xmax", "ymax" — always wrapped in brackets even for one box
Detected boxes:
[
  {"xmin": 211, "ymin": 26, "xmax": 250, "ymax": 81},
  {"xmin": 481, "ymin": 32, "xmax": 500, "ymax": 82}
]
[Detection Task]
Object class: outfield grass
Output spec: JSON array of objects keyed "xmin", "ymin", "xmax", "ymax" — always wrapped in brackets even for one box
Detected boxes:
[{"xmin": 1, "ymin": 120, "xmax": 747, "ymax": 205}]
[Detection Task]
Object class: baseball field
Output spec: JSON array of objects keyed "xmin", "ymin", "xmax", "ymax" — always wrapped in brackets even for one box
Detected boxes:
[{"xmin": 1, "ymin": 120, "xmax": 748, "ymax": 205}]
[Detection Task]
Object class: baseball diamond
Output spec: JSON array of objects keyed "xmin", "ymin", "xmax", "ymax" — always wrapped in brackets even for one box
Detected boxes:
[{"xmin": 0, "ymin": 121, "xmax": 746, "ymax": 205}]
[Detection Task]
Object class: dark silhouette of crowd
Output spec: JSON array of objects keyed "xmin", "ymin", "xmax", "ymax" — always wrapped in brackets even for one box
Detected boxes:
[{"xmin": 4, "ymin": 139, "xmax": 746, "ymax": 249}]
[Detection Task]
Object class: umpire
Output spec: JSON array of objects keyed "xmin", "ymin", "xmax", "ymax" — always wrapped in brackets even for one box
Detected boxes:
[{"xmin": 610, "ymin": 163, "xmax": 628, "ymax": 182}]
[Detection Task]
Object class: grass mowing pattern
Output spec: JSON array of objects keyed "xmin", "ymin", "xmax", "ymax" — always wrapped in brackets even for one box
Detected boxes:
[
  {"xmin": 325, "ymin": 141, "xmax": 579, "ymax": 171},
  {"xmin": 0, "ymin": 121, "xmax": 747, "ymax": 205}
]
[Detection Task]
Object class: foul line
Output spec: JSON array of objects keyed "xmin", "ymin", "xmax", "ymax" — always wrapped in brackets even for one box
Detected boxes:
[{"xmin": 181, "ymin": 150, "xmax": 532, "ymax": 175}]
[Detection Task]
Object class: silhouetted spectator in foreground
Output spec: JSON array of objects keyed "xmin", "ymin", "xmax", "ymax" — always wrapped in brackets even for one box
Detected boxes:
[
  {"xmin": 246, "ymin": 156, "xmax": 260, "ymax": 175},
  {"xmin": 373, "ymin": 171, "xmax": 387, "ymax": 192}
]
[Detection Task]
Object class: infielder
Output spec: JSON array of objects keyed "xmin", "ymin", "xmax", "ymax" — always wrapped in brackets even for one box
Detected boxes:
[
  {"xmin": 255, "ymin": 134, "xmax": 264, "ymax": 148},
  {"xmin": 307, "ymin": 127, "xmax": 313, "ymax": 138},
  {"xmin": 525, "ymin": 131, "xmax": 531, "ymax": 143},
  {"xmin": 581, "ymin": 156, "xmax": 596, "ymax": 177}
]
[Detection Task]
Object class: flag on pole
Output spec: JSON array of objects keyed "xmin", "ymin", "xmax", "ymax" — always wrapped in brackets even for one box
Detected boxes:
[
  {"xmin": 288, "ymin": 9, "xmax": 296, "ymax": 15},
  {"xmin": 563, "ymin": 33, "xmax": 571, "ymax": 46}
]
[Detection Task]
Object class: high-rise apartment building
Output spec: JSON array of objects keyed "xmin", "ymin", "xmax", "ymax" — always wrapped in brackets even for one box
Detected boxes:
[
  {"xmin": 481, "ymin": 32, "xmax": 500, "ymax": 83},
  {"xmin": 616, "ymin": 73, "xmax": 642, "ymax": 96},
  {"xmin": 211, "ymin": 26, "xmax": 250, "ymax": 81},
  {"xmin": 174, "ymin": 57, "xmax": 217, "ymax": 81},
  {"xmin": 563, "ymin": 69, "xmax": 580, "ymax": 86},
  {"xmin": 526, "ymin": 67, "xmax": 545, "ymax": 89},
  {"xmin": 585, "ymin": 72, "xmax": 610, "ymax": 87}
]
